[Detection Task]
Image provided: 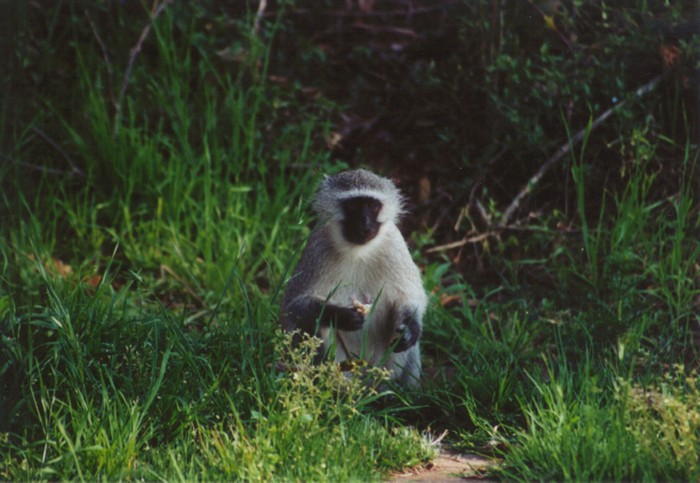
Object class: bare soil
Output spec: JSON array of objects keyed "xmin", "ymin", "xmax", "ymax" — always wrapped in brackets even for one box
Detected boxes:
[{"xmin": 392, "ymin": 450, "xmax": 496, "ymax": 481}]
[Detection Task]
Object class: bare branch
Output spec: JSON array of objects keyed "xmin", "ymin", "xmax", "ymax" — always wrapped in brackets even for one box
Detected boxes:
[
  {"xmin": 2, "ymin": 153, "xmax": 79, "ymax": 177},
  {"xmin": 31, "ymin": 126, "xmax": 84, "ymax": 177},
  {"xmin": 425, "ymin": 233, "xmax": 492, "ymax": 253},
  {"xmin": 498, "ymin": 73, "xmax": 664, "ymax": 227},
  {"xmin": 85, "ymin": 10, "xmax": 116, "ymax": 109},
  {"xmin": 114, "ymin": 0, "xmax": 174, "ymax": 134},
  {"xmin": 254, "ymin": 0, "xmax": 268, "ymax": 36}
]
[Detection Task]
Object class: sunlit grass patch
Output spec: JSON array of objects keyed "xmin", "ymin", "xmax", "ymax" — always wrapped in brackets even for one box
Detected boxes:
[
  {"xmin": 622, "ymin": 366, "xmax": 700, "ymax": 480},
  {"xmin": 491, "ymin": 364, "xmax": 700, "ymax": 481}
]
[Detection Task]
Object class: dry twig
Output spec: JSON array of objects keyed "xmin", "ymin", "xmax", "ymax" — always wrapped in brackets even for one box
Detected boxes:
[
  {"xmin": 7, "ymin": 157, "xmax": 79, "ymax": 177},
  {"xmin": 85, "ymin": 10, "xmax": 115, "ymax": 108},
  {"xmin": 425, "ymin": 233, "xmax": 493, "ymax": 253},
  {"xmin": 254, "ymin": 0, "xmax": 268, "ymax": 35},
  {"xmin": 31, "ymin": 126, "xmax": 84, "ymax": 177}
]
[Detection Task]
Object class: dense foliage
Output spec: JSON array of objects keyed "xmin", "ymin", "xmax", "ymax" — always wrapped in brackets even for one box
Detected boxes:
[{"xmin": 1, "ymin": 1, "xmax": 698, "ymax": 480}]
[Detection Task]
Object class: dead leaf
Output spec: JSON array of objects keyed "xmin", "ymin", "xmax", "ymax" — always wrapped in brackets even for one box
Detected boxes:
[
  {"xmin": 419, "ymin": 176, "xmax": 431, "ymax": 203},
  {"xmin": 84, "ymin": 274, "xmax": 102, "ymax": 288},
  {"xmin": 51, "ymin": 258, "xmax": 73, "ymax": 277},
  {"xmin": 439, "ymin": 293, "xmax": 462, "ymax": 307},
  {"xmin": 660, "ymin": 44, "xmax": 680, "ymax": 67}
]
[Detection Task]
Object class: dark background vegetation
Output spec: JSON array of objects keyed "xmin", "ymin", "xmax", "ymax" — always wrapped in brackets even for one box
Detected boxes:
[
  {"xmin": 1, "ymin": 0, "xmax": 699, "ymax": 480},
  {"xmin": 4, "ymin": 0, "xmax": 698, "ymax": 273}
]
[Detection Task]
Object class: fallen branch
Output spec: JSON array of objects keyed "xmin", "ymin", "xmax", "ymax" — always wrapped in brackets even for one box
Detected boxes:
[
  {"xmin": 425, "ymin": 233, "xmax": 492, "ymax": 253},
  {"xmin": 426, "ymin": 223, "xmax": 580, "ymax": 253},
  {"xmin": 114, "ymin": 0, "xmax": 173, "ymax": 135},
  {"xmin": 8, "ymin": 158, "xmax": 79, "ymax": 177},
  {"xmin": 498, "ymin": 73, "xmax": 665, "ymax": 227}
]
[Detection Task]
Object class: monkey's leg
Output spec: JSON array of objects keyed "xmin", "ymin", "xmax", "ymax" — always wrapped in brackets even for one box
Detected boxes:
[
  {"xmin": 391, "ymin": 307, "xmax": 422, "ymax": 353},
  {"xmin": 395, "ymin": 346, "xmax": 421, "ymax": 386}
]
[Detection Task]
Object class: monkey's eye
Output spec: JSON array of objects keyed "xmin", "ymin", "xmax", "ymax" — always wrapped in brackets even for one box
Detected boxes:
[{"xmin": 368, "ymin": 200, "xmax": 382, "ymax": 216}]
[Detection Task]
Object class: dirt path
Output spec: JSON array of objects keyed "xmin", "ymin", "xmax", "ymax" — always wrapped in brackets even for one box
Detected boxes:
[{"xmin": 392, "ymin": 451, "xmax": 495, "ymax": 481}]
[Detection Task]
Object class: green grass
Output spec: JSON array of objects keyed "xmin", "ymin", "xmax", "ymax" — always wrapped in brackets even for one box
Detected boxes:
[
  {"xmin": 0, "ymin": 273, "xmax": 434, "ymax": 480},
  {"xmin": 1, "ymin": 6, "xmax": 434, "ymax": 480},
  {"xmin": 488, "ymin": 363, "xmax": 700, "ymax": 481},
  {"xmin": 414, "ymin": 114, "xmax": 699, "ymax": 480},
  {"xmin": 2, "ymin": 2, "xmax": 699, "ymax": 481}
]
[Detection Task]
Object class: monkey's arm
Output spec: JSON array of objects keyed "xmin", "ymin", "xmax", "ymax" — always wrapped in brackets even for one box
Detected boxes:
[
  {"xmin": 283, "ymin": 296, "xmax": 365, "ymax": 335},
  {"xmin": 391, "ymin": 307, "xmax": 422, "ymax": 353}
]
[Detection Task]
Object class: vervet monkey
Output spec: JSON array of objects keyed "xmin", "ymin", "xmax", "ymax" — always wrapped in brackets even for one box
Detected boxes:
[{"xmin": 280, "ymin": 169, "xmax": 427, "ymax": 384}]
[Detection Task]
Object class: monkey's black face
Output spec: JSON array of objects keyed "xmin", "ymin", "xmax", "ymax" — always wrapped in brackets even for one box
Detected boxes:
[{"xmin": 340, "ymin": 196, "xmax": 382, "ymax": 245}]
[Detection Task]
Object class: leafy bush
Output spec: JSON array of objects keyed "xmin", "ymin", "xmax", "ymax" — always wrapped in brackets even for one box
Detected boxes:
[{"xmin": 623, "ymin": 366, "xmax": 700, "ymax": 480}]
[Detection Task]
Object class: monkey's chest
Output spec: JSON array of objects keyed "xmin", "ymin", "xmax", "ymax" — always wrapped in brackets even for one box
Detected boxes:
[
  {"xmin": 318, "ymin": 262, "xmax": 389, "ymax": 311},
  {"xmin": 317, "ymin": 263, "xmax": 397, "ymax": 362}
]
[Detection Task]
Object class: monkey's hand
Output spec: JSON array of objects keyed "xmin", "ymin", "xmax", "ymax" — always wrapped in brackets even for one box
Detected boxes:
[
  {"xmin": 391, "ymin": 312, "xmax": 422, "ymax": 353},
  {"xmin": 352, "ymin": 299, "xmax": 372, "ymax": 316},
  {"xmin": 283, "ymin": 297, "xmax": 364, "ymax": 335},
  {"xmin": 325, "ymin": 304, "xmax": 365, "ymax": 331}
]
